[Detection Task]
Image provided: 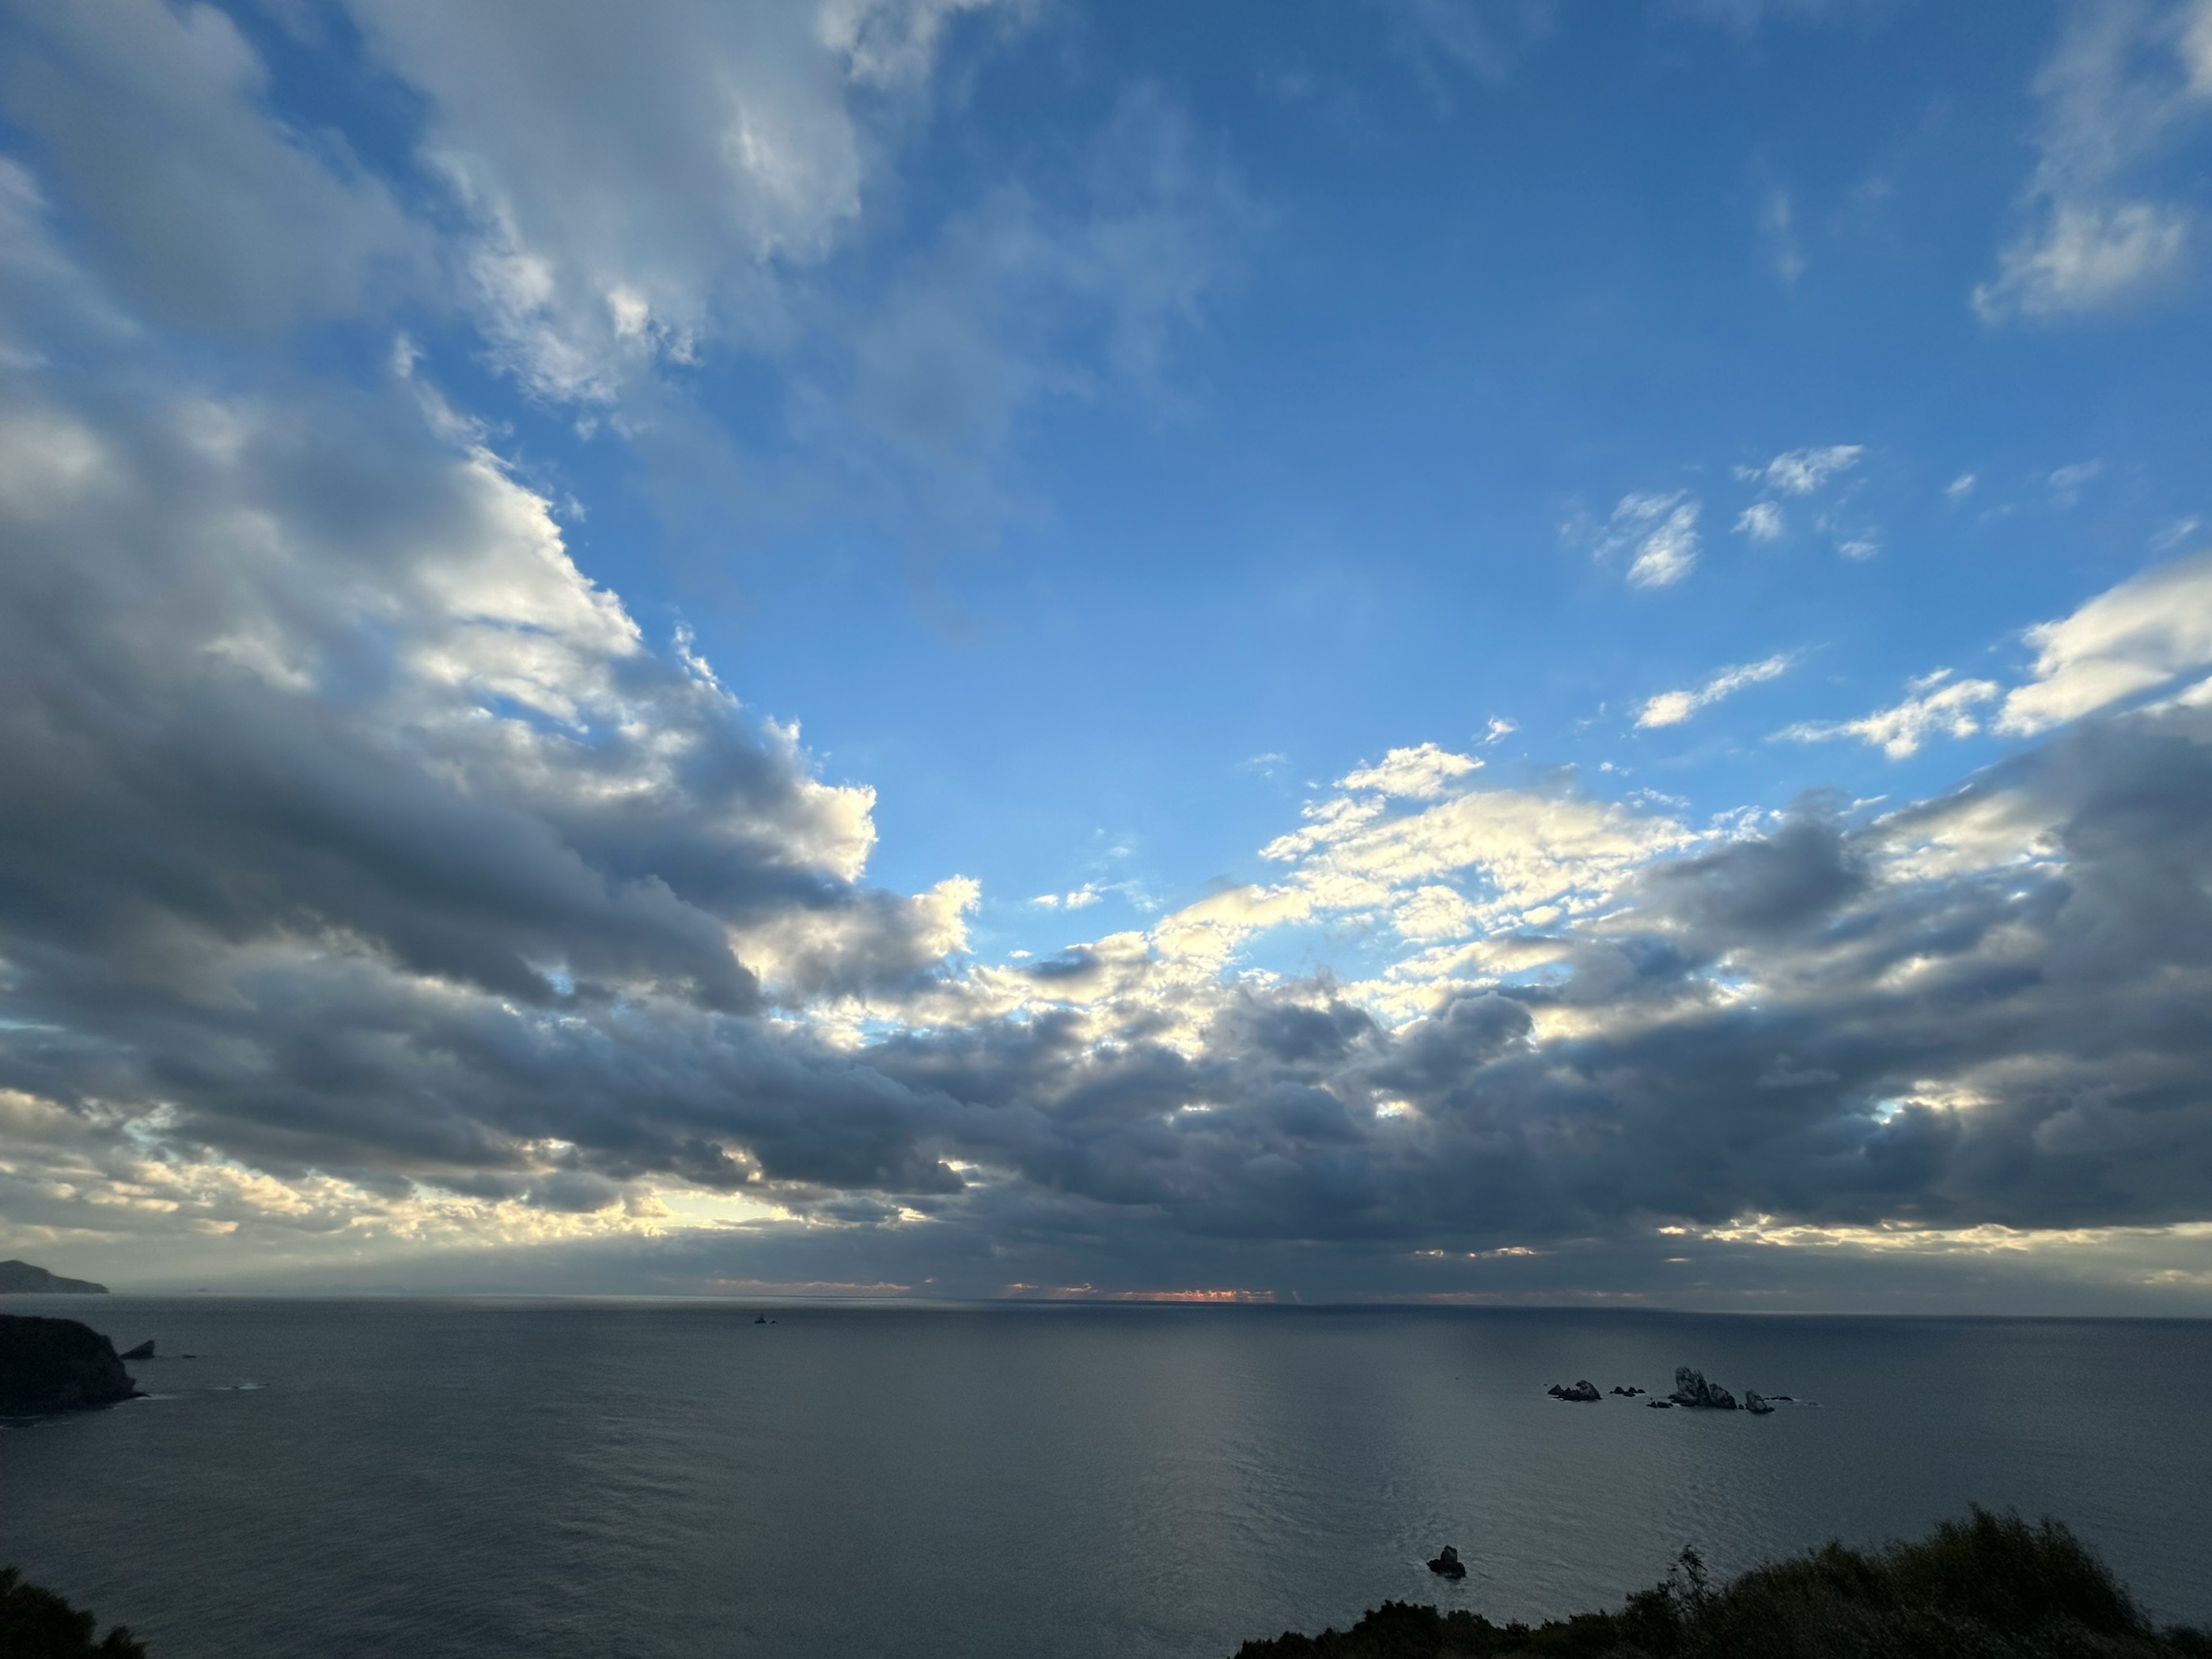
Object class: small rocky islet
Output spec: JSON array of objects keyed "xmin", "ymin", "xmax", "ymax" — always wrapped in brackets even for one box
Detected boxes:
[{"xmin": 1548, "ymin": 1366, "xmax": 1793, "ymax": 1414}]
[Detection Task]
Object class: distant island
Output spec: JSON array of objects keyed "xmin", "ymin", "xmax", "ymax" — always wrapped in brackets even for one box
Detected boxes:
[
  {"xmin": 0, "ymin": 1260, "xmax": 109, "ymax": 1295},
  {"xmin": 0, "ymin": 1315, "xmax": 141, "ymax": 1414},
  {"xmin": 1232, "ymin": 1509, "xmax": 2212, "ymax": 1658}
]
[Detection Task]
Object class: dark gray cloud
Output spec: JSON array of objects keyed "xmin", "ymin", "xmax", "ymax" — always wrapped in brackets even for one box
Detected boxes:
[{"xmin": 1, "ymin": 0, "xmax": 2209, "ymax": 1310}]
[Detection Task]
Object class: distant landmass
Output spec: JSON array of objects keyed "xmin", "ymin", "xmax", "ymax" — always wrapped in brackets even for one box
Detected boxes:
[{"xmin": 0, "ymin": 1260, "xmax": 109, "ymax": 1294}]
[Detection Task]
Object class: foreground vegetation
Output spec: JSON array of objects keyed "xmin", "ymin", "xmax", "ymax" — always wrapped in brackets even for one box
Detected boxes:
[
  {"xmin": 0, "ymin": 1569, "xmax": 143, "ymax": 1658},
  {"xmin": 1234, "ymin": 1510, "xmax": 2212, "ymax": 1659}
]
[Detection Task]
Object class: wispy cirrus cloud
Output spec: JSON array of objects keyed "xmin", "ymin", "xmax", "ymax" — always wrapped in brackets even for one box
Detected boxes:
[
  {"xmin": 1778, "ymin": 669, "xmax": 2002, "ymax": 758},
  {"xmin": 1975, "ymin": 0, "xmax": 2212, "ymax": 323},
  {"xmin": 1580, "ymin": 489, "xmax": 1702, "ymax": 588},
  {"xmin": 1637, "ymin": 652, "xmax": 1796, "ymax": 729}
]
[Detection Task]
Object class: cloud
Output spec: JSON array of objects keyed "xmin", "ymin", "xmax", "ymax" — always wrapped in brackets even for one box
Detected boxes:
[
  {"xmin": 1778, "ymin": 670, "xmax": 2002, "ymax": 757},
  {"xmin": 1736, "ymin": 501, "xmax": 1785, "ymax": 540},
  {"xmin": 1975, "ymin": 0, "xmax": 2212, "ymax": 322},
  {"xmin": 1338, "ymin": 742, "xmax": 1482, "ymax": 798},
  {"xmin": 1586, "ymin": 490, "xmax": 1702, "ymax": 588},
  {"xmin": 1946, "ymin": 473, "xmax": 1978, "ymax": 499},
  {"xmin": 1637, "ymin": 652, "xmax": 1796, "ymax": 729},
  {"xmin": 1744, "ymin": 444, "xmax": 1863, "ymax": 496},
  {"xmin": 1999, "ymin": 546, "xmax": 2212, "ymax": 733},
  {"xmin": 1377, "ymin": 0, "xmax": 1560, "ymax": 90},
  {"xmin": 1761, "ymin": 187, "xmax": 1806, "ymax": 283},
  {"xmin": 0, "ymin": 0, "xmax": 426, "ymax": 335}
]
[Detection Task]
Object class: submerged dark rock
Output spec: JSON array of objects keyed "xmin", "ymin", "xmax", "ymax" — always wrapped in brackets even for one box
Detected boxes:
[
  {"xmin": 1426, "ymin": 1546, "xmax": 1466, "ymax": 1580},
  {"xmin": 119, "ymin": 1340, "xmax": 154, "ymax": 1361},
  {"xmin": 1646, "ymin": 1397, "xmax": 1674, "ymax": 1408},
  {"xmin": 1546, "ymin": 1379, "xmax": 1601, "ymax": 1402},
  {"xmin": 1609, "ymin": 1385, "xmax": 1645, "ymax": 1396},
  {"xmin": 0, "ymin": 1315, "xmax": 142, "ymax": 1413},
  {"xmin": 0, "ymin": 1260, "xmax": 108, "ymax": 1295},
  {"xmin": 1744, "ymin": 1390, "xmax": 1774, "ymax": 1414}
]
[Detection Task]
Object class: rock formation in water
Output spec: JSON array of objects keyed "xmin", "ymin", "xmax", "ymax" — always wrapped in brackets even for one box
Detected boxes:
[
  {"xmin": 0, "ymin": 1260, "xmax": 109, "ymax": 1295},
  {"xmin": 1743, "ymin": 1390, "xmax": 1774, "ymax": 1414},
  {"xmin": 0, "ymin": 1315, "xmax": 142, "ymax": 1413},
  {"xmin": 1608, "ymin": 1385, "xmax": 1645, "ymax": 1396},
  {"xmin": 119, "ymin": 1340, "xmax": 154, "ymax": 1361},
  {"xmin": 1426, "ymin": 1546, "xmax": 1466, "ymax": 1580},
  {"xmin": 1668, "ymin": 1366, "xmax": 1737, "ymax": 1410},
  {"xmin": 1546, "ymin": 1379, "xmax": 1601, "ymax": 1402}
]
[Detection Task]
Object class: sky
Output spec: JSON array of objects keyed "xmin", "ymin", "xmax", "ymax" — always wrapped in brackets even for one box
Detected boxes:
[{"xmin": 3, "ymin": 0, "xmax": 2212, "ymax": 1310}]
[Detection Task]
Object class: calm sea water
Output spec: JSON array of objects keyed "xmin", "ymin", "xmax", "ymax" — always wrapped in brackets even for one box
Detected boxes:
[{"xmin": 3, "ymin": 1299, "xmax": 2208, "ymax": 1657}]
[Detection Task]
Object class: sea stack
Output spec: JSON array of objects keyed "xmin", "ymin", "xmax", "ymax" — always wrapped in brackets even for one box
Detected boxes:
[{"xmin": 1427, "ymin": 1545, "xmax": 1467, "ymax": 1580}]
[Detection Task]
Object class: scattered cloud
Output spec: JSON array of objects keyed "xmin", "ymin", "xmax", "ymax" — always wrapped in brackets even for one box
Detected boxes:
[
  {"xmin": 1778, "ymin": 669, "xmax": 2002, "ymax": 757},
  {"xmin": 1999, "ymin": 547, "xmax": 2212, "ymax": 733},
  {"xmin": 1637, "ymin": 652, "xmax": 1797, "ymax": 729},
  {"xmin": 1480, "ymin": 717, "xmax": 1518, "ymax": 744},
  {"xmin": 1339, "ymin": 742, "xmax": 1483, "ymax": 798},
  {"xmin": 1946, "ymin": 472, "xmax": 1978, "ymax": 500},
  {"xmin": 1736, "ymin": 501, "xmax": 1785, "ymax": 540},
  {"xmin": 1743, "ymin": 444, "xmax": 1864, "ymax": 496},
  {"xmin": 1585, "ymin": 490, "xmax": 1702, "ymax": 588},
  {"xmin": 2047, "ymin": 458, "xmax": 2105, "ymax": 506},
  {"xmin": 1975, "ymin": 0, "xmax": 2212, "ymax": 322},
  {"xmin": 1760, "ymin": 187, "xmax": 1806, "ymax": 283}
]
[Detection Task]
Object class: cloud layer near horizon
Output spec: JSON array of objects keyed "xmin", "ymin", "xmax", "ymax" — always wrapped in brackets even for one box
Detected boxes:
[{"xmin": 3, "ymin": 0, "xmax": 2212, "ymax": 1309}]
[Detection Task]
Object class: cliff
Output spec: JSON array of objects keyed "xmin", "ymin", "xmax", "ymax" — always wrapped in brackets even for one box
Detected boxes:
[
  {"xmin": 0, "ymin": 1261, "xmax": 109, "ymax": 1295},
  {"xmin": 1232, "ymin": 1509, "xmax": 2212, "ymax": 1659},
  {"xmin": 0, "ymin": 1315, "xmax": 142, "ymax": 1414}
]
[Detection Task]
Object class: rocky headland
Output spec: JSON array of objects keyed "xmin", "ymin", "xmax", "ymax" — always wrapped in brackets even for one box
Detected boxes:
[
  {"xmin": 0, "ymin": 1314, "xmax": 142, "ymax": 1414},
  {"xmin": 0, "ymin": 1260, "xmax": 108, "ymax": 1296}
]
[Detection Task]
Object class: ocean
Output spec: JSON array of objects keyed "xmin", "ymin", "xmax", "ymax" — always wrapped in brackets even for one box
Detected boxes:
[{"xmin": 3, "ymin": 1299, "xmax": 2207, "ymax": 1657}]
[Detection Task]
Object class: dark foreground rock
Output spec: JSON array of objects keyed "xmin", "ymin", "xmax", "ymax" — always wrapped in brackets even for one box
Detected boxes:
[
  {"xmin": 0, "ymin": 1315, "xmax": 141, "ymax": 1413},
  {"xmin": 0, "ymin": 1261, "xmax": 108, "ymax": 1296},
  {"xmin": 1230, "ymin": 1509, "xmax": 2212, "ymax": 1658},
  {"xmin": 0, "ymin": 1567, "xmax": 145, "ymax": 1657}
]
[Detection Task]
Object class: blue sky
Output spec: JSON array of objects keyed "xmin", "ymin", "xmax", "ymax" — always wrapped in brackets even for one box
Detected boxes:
[{"xmin": 5, "ymin": 0, "xmax": 2212, "ymax": 1307}]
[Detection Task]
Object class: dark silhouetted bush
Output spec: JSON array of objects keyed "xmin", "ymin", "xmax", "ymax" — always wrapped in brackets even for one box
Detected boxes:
[
  {"xmin": 0, "ymin": 1569, "xmax": 145, "ymax": 1658},
  {"xmin": 1232, "ymin": 1509, "xmax": 2212, "ymax": 1659}
]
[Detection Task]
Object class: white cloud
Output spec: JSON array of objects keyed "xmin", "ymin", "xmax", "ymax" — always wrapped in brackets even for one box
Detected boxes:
[
  {"xmin": 1999, "ymin": 548, "xmax": 2212, "ymax": 734},
  {"xmin": 1588, "ymin": 490, "xmax": 1702, "ymax": 588},
  {"xmin": 1761, "ymin": 187, "xmax": 1806, "ymax": 283},
  {"xmin": 1947, "ymin": 473, "xmax": 1978, "ymax": 499},
  {"xmin": 1837, "ymin": 536, "xmax": 1880, "ymax": 561},
  {"xmin": 1736, "ymin": 501, "xmax": 1785, "ymax": 540},
  {"xmin": 1747, "ymin": 444, "xmax": 1863, "ymax": 496},
  {"xmin": 1975, "ymin": 0, "xmax": 2212, "ymax": 323},
  {"xmin": 1338, "ymin": 742, "xmax": 1482, "ymax": 798},
  {"xmin": 1778, "ymin": 670, "xmax": 2002, "ymax": 759},
  {"xmin": 1480, "ymin": 717, "xmax": 1518, "ymax": 744},
  {"xmin": 2047, "ymin": 458, "xmax": 2104, "ymax": 505},
  {"xmin": 1637, "ymin": 653, "xmax": 1795, "ymax": 729}
]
